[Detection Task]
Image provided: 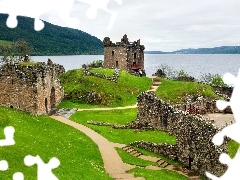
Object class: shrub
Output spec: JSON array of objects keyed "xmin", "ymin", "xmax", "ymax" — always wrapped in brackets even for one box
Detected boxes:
[
  {"xmin": 153, "ymin": 64, "xmax": 177, "ymax": 79},
  {"xmin": 210, "ymin": 74, "xmax": 228, "ymax": 87},
  {"xmin": 200, "ymin": 73, "xmax": 228, "ymax": 87},
  {"xmin": 175, "ymin": 69, "xmax": 195, "ymax": 82},
  {"xmin": 153, "ymin": 65, "xmax": 195, "ymax": 82}
]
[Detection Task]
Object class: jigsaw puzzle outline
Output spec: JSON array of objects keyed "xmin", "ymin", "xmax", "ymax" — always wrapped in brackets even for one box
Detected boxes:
[
  {"xmin": 0, "ymin": 126, "xmax": 60, "ymax": 179},
  {"xmin": 24, "ymin": 155, "xmax": 60, "ymax": 180},
  {"xmin": 206, "ymin": 70, "xmax": 240, "ymax": 179},
  {"xmin": 76, "ymin": 0, "xmax": 122, "ymax": 30},
  {"xmin": 0, "ymin": 126, "xmax": 15, "ymax": 172},
  {"xmin": 0, "ymin": 0, "xmax": 123, "ymax": 30},
  {"xmin": 1, "ymin": 1, "xmax": 239, "ymax": 179}
]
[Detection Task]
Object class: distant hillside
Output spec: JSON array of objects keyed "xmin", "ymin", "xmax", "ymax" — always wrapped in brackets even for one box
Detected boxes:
[
  {"xmin": 172, "ymin": 46, "xmax": 240, "ymax": 54},
  {"xmin": 146, "ymin": 46, "xmax": 240, "ymax": 54},
  {"xmin": 0, "ymin": 14, "xmax": 104, "ymax": 55},
  {"xmin": 145, "ymin": 51, "xmax": 166, "ymax": 54}
]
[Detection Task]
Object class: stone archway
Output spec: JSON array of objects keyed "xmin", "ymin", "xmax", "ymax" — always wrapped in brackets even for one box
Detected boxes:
[
  {"xmin": 188, "ymin": 156, "xmax": 193, "ymax": 169},
  {"xmin": 45, "ymin": 98, "xmax": 48, "ymax": 114},
  {"xmin": 50, "ymin": 87, "xmax": 56, "ymax": 108}
]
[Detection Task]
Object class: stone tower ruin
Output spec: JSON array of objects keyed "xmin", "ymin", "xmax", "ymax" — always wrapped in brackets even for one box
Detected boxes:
[
  {"xmin": 103, "ymin": 34, "xmax": 145, "ymax": 73},
  {"xmin": 0, "ymin": 59, "xmax": 65, "ymax": 115}
]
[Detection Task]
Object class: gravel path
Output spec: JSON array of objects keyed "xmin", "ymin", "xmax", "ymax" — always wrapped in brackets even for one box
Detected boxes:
[
  {"xmin": 49, "ymin": 77, "xmax": 203, "ymax": 179},
  {"xmin": 78, "ymin": 76, "xmax": 160, "ymax": 112},
  {"xmin": 50, "ymin": 115, "xmax": 145, "ymax": 180}
]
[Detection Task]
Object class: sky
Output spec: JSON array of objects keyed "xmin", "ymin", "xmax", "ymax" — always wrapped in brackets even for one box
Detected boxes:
[{"xmin": 39, "ymin": 0, "xmax": 240, "ymax": 52}]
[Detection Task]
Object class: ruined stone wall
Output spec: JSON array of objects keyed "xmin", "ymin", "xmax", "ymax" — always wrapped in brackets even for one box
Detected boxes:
[
  {"xmin": 0, "ymin": 60, "xmax": 65, "ymax": 115},
  {"xmin": 173, "ymin": 98, "xmax": 220, "ymax": 115},
  {"xmin": 103, "ymin": 35, "xmax": 145, "ymax": 73},
  {"xmin": 35, "ymin": 61, "xmax": 65, "ymax": 115},
  {"xmin": 127, "ymin": 44, "xmax": 144, "ymax": 72},
  {"xmin": 104, "ymin": 45, "xmax": 128, "ymax": 71},
  {"xmin": 0, "ymin": 65, "xmax": 38, "ymax": 113},
  {"xmin": 213, "ymin": 86, "xmax": 233, "ymax": 98},
  {"xmin": 129, "ymin": 92, "xmax": 228, "ymax": 177}
]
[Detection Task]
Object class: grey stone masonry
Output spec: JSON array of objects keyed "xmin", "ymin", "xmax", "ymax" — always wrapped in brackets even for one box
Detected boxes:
[
  {"xmin": 128, "ymin": 92, "xmax": 229, "ymax": 178},
  {"xmin": 0, "ymin": 59, "xmax": 65, "ymax": 115},
  {"xmin": 103, "ymin": 34, "xmax": 145, "ymax": 74}
]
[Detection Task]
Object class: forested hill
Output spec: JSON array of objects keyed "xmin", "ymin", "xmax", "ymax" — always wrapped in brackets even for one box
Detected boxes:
[{"xmin": 0, "ymin": 14, "xmax": 104, "ymax": 55}]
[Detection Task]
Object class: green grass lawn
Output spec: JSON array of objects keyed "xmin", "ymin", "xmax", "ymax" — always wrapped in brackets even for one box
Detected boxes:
[
  {"xmin": 90, "ymin": 68, "xmax": 116, "ymax": 76},
  {"xmin": 70, "ymin": 109, "xmax": 176, "ymax": 145},
  {"xmin": 228, "ymin": 140, "xmax": 240, "ymax": 158},
  {"xmin": 155, "ymin": 78, "xmax": 218, "ymax": 104},
  {"xmin": 19, "ymin": 61, "xmax": 39, "ymax": 66},
  {"xmin": 0, "ymin": 107, "xmax": 113, "ymax": 180},
  {"xmin": 58, "ymin": 68, "xmax": 152, "ymax": 108}
]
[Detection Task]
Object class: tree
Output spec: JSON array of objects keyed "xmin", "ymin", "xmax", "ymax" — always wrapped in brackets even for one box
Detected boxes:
[
  {"xmin": 0, "ymin": 39, "xmax": 32, "ymax": 64},
  {"xmin": 13, "ymin": 38, "xmax": 32, "ymax": 59}
]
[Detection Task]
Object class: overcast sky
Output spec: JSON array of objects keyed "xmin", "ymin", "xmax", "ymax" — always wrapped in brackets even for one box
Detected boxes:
[{"xmin": 40, "ymin": 0, "xmax": 240, "ymax": 52}]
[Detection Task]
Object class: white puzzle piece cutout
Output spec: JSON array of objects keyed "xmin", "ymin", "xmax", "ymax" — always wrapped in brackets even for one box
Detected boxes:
[
  {"xmin": 0, "ymin": 0, "xmax": 123, "ymax": 30},
  {"xmin": 0, "ymin": 0, "xmax": 78, "ymax": 30},
  {"xmin": 13, "ymin": 172, "xmax": 24, "ymax": 180},
  {"xmin": 0, "ymin": 126, "xmax": 15, "ymax": 172},
  {"xmin": 206, "ymin": 69, "xmax": 240, "ymax": 179},
  {"xmin": 76, "ymin": 0, "xmax": 123, "ymax": 30},
  {"xmin": 206, "ymin": 150, "xmax": 240, "ymax": 180},
  {"xmin": 0, "ymin": 126, "xmax": 15, "ymax": 146},
  {"xmin": 0, "ymin": 160, "xmax": 8, "ymax": 171},
  {"xmin": 24, "ymin": 155, "xmax": 60, "ymax": 180}
]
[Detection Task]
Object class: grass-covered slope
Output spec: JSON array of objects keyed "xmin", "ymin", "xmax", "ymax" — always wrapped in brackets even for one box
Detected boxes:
[
  {"xmin": 0, "ymin": 107, "xmax": 112, "ymax": 179},
  {"xmin": 59, "ymin": 68, "xmax": 152, "ymax": 108},
  {"xmin": 70, "ymin": 109, "xmax": 176, "ymax": 145},
  {"xmin": 155, "ymin": 78, "xmax": 218, "ymax": 104}
]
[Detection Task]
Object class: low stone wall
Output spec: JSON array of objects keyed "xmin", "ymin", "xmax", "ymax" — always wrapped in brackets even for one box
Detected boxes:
[
  {"xmin": 64, "ymin": 91, "xmax": 115, "ymax": 106},
  {"xmin": 83, "ymin": 67, "xmax": 119, "ymax": 83},
  {"xmin": 128, "ymin": 92, "xmax": 229, "ymax": 177},
  {"xmin": 173, "ymin": 97, "xmax": 221, "ymax": 115},
  {"xmin": 212, "ymin": 86, "xmax": 233, "ymax": 98},
  {"xmin": 131, "ymin": 141, "xmax": 178, "ymax": 160}
]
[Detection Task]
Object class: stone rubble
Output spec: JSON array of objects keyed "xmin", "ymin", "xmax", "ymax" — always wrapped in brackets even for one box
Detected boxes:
[{"xmin": 52, "ymin": 108, "xmax": 78, "ymax": 119}]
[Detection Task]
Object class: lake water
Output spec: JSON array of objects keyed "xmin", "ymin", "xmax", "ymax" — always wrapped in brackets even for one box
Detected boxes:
[{"xmin": 31, "ymin": 54, "xmax": 240, "ymax": 80}]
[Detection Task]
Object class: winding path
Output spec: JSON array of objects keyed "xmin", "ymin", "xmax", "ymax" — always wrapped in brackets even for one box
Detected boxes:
[
  {"xmin": 51, "ymin": 115, "xmax": 144, "ymax": 180},
  {"xmin": 77, "ymin": 76, "xmax": 160, "ymax": 112},
  {"xmin": 50, "ymin": 76, "xmax": 202, "ymax": 179},
  {"xmin": 53, "ymin": 76, "xmax": 204, "ymax": 180}
]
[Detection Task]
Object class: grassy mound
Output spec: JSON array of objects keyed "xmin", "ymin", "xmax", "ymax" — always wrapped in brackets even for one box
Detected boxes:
[
  {"xmin": 0, "ymin": 107, "xmax": 112, "ymax": 179},
  {"xmin": 155, "ymin": 78, "xmax": 218, "ymax": 104},
  {"xmin": 59, "ymin": 68, "xmax": 152, "ymax": 108}
]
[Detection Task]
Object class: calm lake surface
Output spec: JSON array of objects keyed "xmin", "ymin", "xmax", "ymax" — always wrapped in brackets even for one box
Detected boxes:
[{"xmin": 32, "ymin": 54, "xmax": 240, "ymax": 80}]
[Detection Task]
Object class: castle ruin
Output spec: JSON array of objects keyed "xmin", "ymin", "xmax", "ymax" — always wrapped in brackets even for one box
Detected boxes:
[
  {"xmin": 129, "ymin": 92, "xmax": 228, "ymax": 178},
  {"xmin": 103, "ymin": 34, "xmax": 145, "ymax": 73},
  {"xmin": 0, "ymin": 59, "xmax": 65, "ymax": 115}
]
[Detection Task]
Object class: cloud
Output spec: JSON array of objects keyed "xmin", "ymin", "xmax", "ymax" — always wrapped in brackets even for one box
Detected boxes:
[{"xmin": 40, "ymin": 0, "xmax": 240, "ymax": 51}]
